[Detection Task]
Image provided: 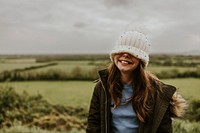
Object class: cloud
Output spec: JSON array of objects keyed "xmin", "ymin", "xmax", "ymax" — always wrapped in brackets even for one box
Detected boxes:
[
  {"xmin": 74, "ymin": 22, "xmax": 87, "ymax": 28},
  {"xmin": 0, "ymin": 0, "xmax": 200, "ymax": 54},
  {"xmin": 103, "ymin": 0, "xmax": 139, "ymax": 8}
]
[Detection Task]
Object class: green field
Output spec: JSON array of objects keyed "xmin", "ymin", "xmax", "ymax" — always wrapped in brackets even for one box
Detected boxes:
[
  {"xmin": 0, "ymin": 55, "xmax": 200, "ymax": 132},
  {"xmin": 163, "ymin": 78, "xmax": 200, "ymax": 101},
  {"xmin": 147, "ymin": 66, "xmax": 197, "ymax": 73},
  {"xmin": 0, "ymin": 81, "xmax": 95, "ymax": 108},
  {"xmin": 0, "ymin": 59, "xmax": 108, "ymax": 73},
  {"xmin": 0, "ymin": 62, "xmax": 47, "ymax": 73},
  {"xmin": 0, "ymin": 78, "xmax": 199, "ymax": 108},
  {"xmin": 0, "ymin": 60, "xmax": 198, "ymax": 73}
]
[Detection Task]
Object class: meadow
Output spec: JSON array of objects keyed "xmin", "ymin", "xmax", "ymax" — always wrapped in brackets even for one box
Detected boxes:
[
  {"xmin": 0, "ymin": 54, "xmax": 200, "ymax": 132},
  {"xmin": 0, "ymin": 81, "xmax": 95, "ymax": 108},
  {"xmin": 0, "ymin": 78, "xmax": 200, "ymax": 108},
  {"xmin": 0, "ymin": 80, "xmax": 199, "ymax": 133}
]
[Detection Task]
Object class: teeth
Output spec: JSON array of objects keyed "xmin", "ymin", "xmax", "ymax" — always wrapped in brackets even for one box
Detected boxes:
[{"xmin": 121, "ymin": 61, "xmax": 129, "ymax": 64}]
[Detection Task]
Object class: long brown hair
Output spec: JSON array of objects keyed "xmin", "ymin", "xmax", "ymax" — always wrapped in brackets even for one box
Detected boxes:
[{"xmin": 107, "ymin": 61, "xmax": 155, "ymax": 123}]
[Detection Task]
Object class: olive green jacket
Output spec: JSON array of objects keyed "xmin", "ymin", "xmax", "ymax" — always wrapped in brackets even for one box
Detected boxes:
[{"xmin": 86, "ymin": 69, "xmax": 186, "ymax": 133}]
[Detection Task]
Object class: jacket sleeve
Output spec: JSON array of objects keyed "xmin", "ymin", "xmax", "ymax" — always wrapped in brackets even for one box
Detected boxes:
[{"xmin": 86, "ymin": 82, "xmax": 101, "ymax": 133}]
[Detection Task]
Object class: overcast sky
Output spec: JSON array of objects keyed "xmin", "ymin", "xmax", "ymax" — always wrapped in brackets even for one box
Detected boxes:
[{"xmin": 0, "ymin": 0, "xmax": 200, "ymax": 55}]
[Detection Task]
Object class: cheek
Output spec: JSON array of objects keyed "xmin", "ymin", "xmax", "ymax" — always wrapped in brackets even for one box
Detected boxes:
[
  {"xmin": 135, "ymin": 59, "xmax": 140, "ymax": 65},
  {"xmin": 130, "ymin": 59, "xmax": 140, "ymax": 70},
  {"xmin": 132, "ymin": 58, "xmax": 140, "ymax": 64},
  {"xmin": 135, "ymin": 61, "xmax": 140, "ymax": 68},
  {"xmin": 113, "ymin": 56, "xmax": 119, "ymax": 64}
]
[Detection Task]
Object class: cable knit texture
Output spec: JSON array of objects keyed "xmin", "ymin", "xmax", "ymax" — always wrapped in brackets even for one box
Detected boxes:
[{"xmin": 110, "ymin": 31, "xmax": 150, "ymax": 67}]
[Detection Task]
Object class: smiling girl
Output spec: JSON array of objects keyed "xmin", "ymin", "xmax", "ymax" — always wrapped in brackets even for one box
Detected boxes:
[{"xmin": 86, "ymin": 30, "xmax": 187, "ymax": 133}]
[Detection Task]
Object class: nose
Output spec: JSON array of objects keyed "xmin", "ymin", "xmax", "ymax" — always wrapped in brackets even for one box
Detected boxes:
[{"xmin": 122, "ymin": 53, "xmax": 130, "ymax": 58}]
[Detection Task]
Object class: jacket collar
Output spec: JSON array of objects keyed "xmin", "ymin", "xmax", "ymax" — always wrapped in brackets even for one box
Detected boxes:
[{"xmin": 98, "ymin": 69, "xmax": 109, "ymax": 90}]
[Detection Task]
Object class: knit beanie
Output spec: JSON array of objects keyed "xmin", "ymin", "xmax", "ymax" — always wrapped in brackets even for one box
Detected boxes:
[{"xmin": 110, "ymin": 30, "xmax": 150, "ymax": 67}]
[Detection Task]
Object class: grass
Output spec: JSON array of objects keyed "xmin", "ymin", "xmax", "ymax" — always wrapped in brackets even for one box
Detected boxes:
[
  {"xmin": 0, "ymin": 63, "xmax": 47, "ymax": 72},
  {"xmin": 0, "ymin": 120, "xmax": 199, "ymax": 133},
  {"xmin": 0, "ymin": 78, "xmax": 199, "ymax": 108},
  {"xmin": 0, "ymin": 55, "xmax": 199, "ymax": 132},
  {"xmin": 0, "ymin": 81, "xmax": 95, "ymax": 108},
  {"xmin": 147, "ymin": 66, "xmax": 197, "ymax": 73},
  {"xmin": 0, "ymin": 79, "xmax": 199, "ymax": 133},
  {"xmin": 173, "ymin": 119, "xmax": 200, "ymax": 133},
  {"xmin": 0, "ymin": 60, "xmax": 104, "ymax": 74},
  {"xmin": 0, "ymin": 59, "xmax": 198, "ymax": 75},
  {"xmin": 162, "ymin": 78, "xmax": 200, "ymax": 101},
  {"xmin": 33, "ymin": 62, "xmax": 96, "ymax": 73},
  {"xmin": 0, "ymin": 124, "xmax": 85, "ymax": 133}
]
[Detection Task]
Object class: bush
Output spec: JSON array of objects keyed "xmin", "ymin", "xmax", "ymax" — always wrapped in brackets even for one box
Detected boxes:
[
  {"xmin": 0, "ymin": 86, "xmax": 87, "ymax": 132},
  {"xmin": 0, "ymin": 67, "xmax": 99, "ymax": 81},
  {"xmin": 185, "ymin": 100, "xmax": 200, "ymax": 122},
  {"xmin": 173, "ymin": 119, "xmax": 200, "ymax": 133},
  {"xmin": 0, "ymin": 123, "xmax": 85, "ymax": 133}
]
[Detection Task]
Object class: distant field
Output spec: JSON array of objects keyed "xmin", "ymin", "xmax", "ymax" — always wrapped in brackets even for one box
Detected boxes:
[
  {"xmin": 0, "ymin": 62, "xmax": 47, "ymax": 72},
  {"xmin": 0, "ymin": 78, "xmax": 199, "ymax": 108},
  {"xmin": 33, "ymin": 61, "xmax": 98, "ymax": 73},
  {"xmin": 0, "ymin": 55, "xmax": 199, "ymax": 105},
  {"xmin": 0, "ymin": 55, "xmax": 199, "ymax": 132},
  {"xmin": 0, "ymin": 60, "xmax": 198, "ymax": 76},
  {"xmin": 147, "ymin": 66, "xmax": 197, "ymax": 73},
  {"xmin": 1, "ymin": 55, "xmax": 200, "ymax": 79},
  {"xmin": 0, "ymin": 60, "xmax": 107, "ymax": 73}
]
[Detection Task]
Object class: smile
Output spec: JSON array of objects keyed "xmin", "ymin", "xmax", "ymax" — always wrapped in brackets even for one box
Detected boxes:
[{"xmin": 119, "ymin": 60, "xmax": 133, "ymax": 64}]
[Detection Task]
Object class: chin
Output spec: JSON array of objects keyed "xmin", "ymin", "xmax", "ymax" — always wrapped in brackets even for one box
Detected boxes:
[{"xmin": 119, "ymin": 68, "xmax": 132, "ymax": 73}]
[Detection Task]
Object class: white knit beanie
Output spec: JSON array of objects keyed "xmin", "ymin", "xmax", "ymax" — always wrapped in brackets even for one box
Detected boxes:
[{"xmin": 110, "ymin": 30, "xmax": 150, "ymax": 67}]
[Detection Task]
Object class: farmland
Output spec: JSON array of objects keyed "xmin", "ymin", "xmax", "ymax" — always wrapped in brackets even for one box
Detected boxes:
[
  {"xmin": 0, "ymin": 81, "xmax": 95, "ymax": 108},
  {"xmin": 0, "ymin": 78, "xmax": 199, "ymax": 107},
  {"xmin": 0, "ymin": 54, "xmax": 200, "ymax": 132}
]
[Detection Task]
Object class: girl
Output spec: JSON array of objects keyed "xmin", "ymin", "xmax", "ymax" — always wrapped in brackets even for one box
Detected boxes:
[{"xmin": 86, "ymin": 30, "xmax": 187, "ymax": 133}]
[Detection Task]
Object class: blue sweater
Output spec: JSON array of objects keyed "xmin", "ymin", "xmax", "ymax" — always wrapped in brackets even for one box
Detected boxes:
[{"xmin": 111, "ymin": 84, "xmax": 139, "ymax": 133}]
